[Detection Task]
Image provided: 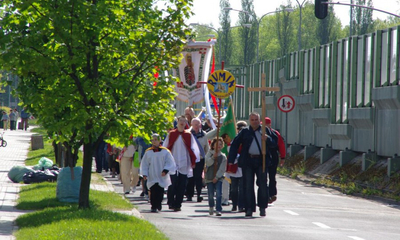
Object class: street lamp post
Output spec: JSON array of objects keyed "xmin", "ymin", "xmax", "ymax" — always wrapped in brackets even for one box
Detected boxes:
[
  {"xmin": 296, "ymin": 0, "xmax": 307, "ymax": 51},
  {"xmin": 256, "ymin": 8, "xmax": 294, "ymax": 62}
]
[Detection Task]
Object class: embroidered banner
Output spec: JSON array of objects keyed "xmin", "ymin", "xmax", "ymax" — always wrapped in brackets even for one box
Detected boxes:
[{"xmin": 173, "ymin": 41, "xmax": 214, "ymax": 105}]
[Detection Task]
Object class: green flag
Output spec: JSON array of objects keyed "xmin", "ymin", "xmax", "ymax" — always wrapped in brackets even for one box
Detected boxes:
[{"xmin": 219, "ymin": 99, "xmax": 237, "ymax": 156}]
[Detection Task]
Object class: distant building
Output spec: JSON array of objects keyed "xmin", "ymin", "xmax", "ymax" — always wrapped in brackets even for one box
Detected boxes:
[{"xmin": 0, "ymin": 71, "xmax": 20, "ymax": 110}]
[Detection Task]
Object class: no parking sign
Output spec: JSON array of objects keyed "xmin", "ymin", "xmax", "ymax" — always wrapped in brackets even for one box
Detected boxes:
[{"xmin": 277, "ymin": 95, "xmax": 295, "ymax": 113}]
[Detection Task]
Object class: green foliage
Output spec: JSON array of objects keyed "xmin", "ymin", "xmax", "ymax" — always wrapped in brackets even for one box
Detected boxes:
[
  {"xmin": 219, "ymin": 0, "xmax": 234, "ymax": 65},
  {"xmin": 276, "ymin": 6, "xmax": 294, "ymax": 56},
  {"xmin": 0, "ymin": 0, "xmax": 193, "ymax": 148},
  {"xmin": 0, "ymin": 0, "xmax": 193, "ymax": 206},
  {"xmin": 238, "ymin": 0, "xmax": 257, "ymax": 65},
  {"xmin": 343, "ymin": 182, "xmax": 360, "ymax": 195},
  {"xmin": 351, "ymin": 0, "xmax": 374, "ymax": 35}
]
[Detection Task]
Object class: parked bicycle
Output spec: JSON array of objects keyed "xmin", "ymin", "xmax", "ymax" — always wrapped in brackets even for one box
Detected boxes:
[{"xmin": 0, "ymin": 132, "xmax": 7, "ymax": 147}]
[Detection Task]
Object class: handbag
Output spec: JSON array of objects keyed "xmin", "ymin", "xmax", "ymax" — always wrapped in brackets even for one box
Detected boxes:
[{"xmin": 226, "ymin": 163, "xmax": 238, "ymax": 173}]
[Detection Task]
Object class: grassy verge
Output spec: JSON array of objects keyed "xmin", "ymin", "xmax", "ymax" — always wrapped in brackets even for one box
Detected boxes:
[
  {"xmin": 15, "ymin": 125, "xmax": 168, "ymax": 240},
  {"xmin": 15, "ymin": 182, "xmax": 166, "ymax": 240}
]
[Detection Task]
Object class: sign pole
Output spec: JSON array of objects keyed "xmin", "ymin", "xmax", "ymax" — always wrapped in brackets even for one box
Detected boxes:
[
  {"xmin": 277, "ymin": 95, "xmax": 295, "ymax": 154},
  {"xmin": 285, "ymin": 112, "xmax": 288, "ymax": 153}
]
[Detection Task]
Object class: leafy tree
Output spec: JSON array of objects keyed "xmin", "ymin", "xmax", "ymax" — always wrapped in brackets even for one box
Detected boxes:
[
  {"xmin": 219, "ymin": 0, "xmax": 234, "ymax": 65},
  {"xmin": 351, "ymin": 0, "xmax": 374, "ymax": 35},
  {"xmin": 276, "ymin": 5, "xmax": 295, "ymax": 56},
  {"xmin": 258, "ymin": 14, "xmax": 282, "ymax": 61},
  {"xmin": 373, "ymin": 17, "xmax": 400, "ymax": 31},
  {"xmin": 239, "ymin": 0, "xmax": 257, "ymax": 65},
  {"xmin": 190, "ymin": 25, "xmax": 217, "ymax": 42},
  {"xmin": 228, "ymin": 28, "xmax": 243, "ymax": 65},
  {"xmin": 316, "ymin": 4, "xmax": 343, "ymax": 45},
  {"xmin": 0, "ymin": 0, "xmax": 192, "ymax": 208}
]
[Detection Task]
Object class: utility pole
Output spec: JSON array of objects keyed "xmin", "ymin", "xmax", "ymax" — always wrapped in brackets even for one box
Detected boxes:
[
  {"xmin": 296, "ymin": 0, "xmax": 307, "ymax": 51},
  {"xmin": 350, "ymin": 0, "xmax": 353, "ymax": 36}
]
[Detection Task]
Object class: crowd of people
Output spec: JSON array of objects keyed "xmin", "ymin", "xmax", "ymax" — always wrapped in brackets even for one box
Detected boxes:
[
  {"xmin": 1, "ymin": 108, "xmax": 30, "ymax": 131},
  {"xmin": 94, "ymin": 107, "xmax": 286, "ymax": 218}
]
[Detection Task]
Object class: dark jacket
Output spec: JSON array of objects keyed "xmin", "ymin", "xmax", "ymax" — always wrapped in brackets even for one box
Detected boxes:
[
  {"xmin": 266, "ymin": 127, "xmax": 286, "ymax": 163},
  {"xmin": 227, "ymin": 125, "xmax": 277, "ymax": 168}
]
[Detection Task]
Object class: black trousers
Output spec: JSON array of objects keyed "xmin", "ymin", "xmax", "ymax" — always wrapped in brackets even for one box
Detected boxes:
[
  {"xmin": 150, "ymin": 183, "xmax": 164, "ymax": 211},
  {"xmin": 268, "ymin": 156, "xmax": 279, "ymax": 197},
  {"xmin": 10, "ymin": 120, "xmax": 16, "ymax": 130},
  {"xmin": 243, "ymin": 157, "xmax": 268, "ymax": 212},
  {"xmin": 186, "ymin": 158, "xmax": 204, "ymax": 198},
  {"xmin": 167, "ymin": 172, "xmax": 188, "ymax": 208},
  {"xmin": 230, "ymin": 176, "xmax": 244, "ymax": 209}
]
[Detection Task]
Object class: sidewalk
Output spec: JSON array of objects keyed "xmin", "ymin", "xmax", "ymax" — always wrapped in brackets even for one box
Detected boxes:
[{"xmin": 0, "ymin": 128, "xmax": 34, "ymax": 240}]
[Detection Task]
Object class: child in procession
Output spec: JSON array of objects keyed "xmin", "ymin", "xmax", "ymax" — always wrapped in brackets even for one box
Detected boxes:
[
  {"xmin": 205, "ymin": 137, "xmax": 227, "ymax": 216},
  {"xmin": 140, "ymin": 133, "xmax": 176, "ymax": 213}
]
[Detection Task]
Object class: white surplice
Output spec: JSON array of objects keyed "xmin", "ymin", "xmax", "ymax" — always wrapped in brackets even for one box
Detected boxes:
[
  {"xmin": 162, "ymin": 133, "xmax": 200, "ymax": 177},
  {"xmin": 140, "ymin": 148, "xmax": 176, "ymax": 189}
]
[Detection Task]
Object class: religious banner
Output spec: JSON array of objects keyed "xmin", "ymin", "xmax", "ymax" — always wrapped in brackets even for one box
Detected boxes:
[{"xmin": 173, "ymin": 41, "xmax": 215, "ymax": 105}]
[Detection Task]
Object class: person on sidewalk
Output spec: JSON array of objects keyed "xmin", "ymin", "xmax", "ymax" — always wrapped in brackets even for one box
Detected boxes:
[
  {"xmin": 141, "ymin": 133, "xmax": 176, "ymax": 213},
  {"xmin": 119, "ymin": 137, "xmax": 137, "ymax": 194},
  {"xmin": 205, "ymin": 137, "xmax": 227, "ymax": 216},
  {"xmin": 136, "ymin": 137, "xmax": 152, "ymax": 199},
  {"xmin": 163, "ymin": 115, "xmax": 200, "ymax": 212},
  {"xmin": 227, "ymin": 112, "xmax": 277, "ymax": 217},
  {"xmin": 1, "ymin": 111, "xmax": 9, "ymax": 130},
  {"xmin": 264, "ymin": 117, "xmax": 286, "ymax": 204},
  {"xmin": 95, "ymin": 138, "xmax": 107, "ymax": 173},
  {"xmin": 9, "ymin": 109, "xmax": 17, "ymax": 130},
  {"xmin": 20, "ymin": 107, "xmax": 30, "ymax": 131},
  {"xmin": 107, "ymin": 143, "xmax": 120, "ymax": 178}
]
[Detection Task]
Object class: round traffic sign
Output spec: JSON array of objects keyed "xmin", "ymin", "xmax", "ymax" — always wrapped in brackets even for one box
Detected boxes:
[
  {"xmin": 277, "ymin": 95, "xmax": 295, "ymax": 112},
  {"xmin": 207, "ymin": 70, "xmax": 236, "ymax": 98}
]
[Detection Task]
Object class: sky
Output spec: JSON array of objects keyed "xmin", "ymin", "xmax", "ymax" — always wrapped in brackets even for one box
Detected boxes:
[{"xmin": 187, "ymin": 0, "xmax": 400, "ymax": 29}]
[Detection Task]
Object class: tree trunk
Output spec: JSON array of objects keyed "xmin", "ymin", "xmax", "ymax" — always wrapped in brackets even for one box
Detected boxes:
[{"xmin": 79, "ymin": 142, "xmax": 94, "ymax": 209}]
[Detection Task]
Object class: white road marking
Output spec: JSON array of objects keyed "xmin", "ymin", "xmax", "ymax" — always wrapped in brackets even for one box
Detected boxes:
[
  {"xmin": 312, "ymin": 222, "xmax": 331, "ymax": 229},
  {"xmin": 348, "ymin": 236, "xmax": 365, "ymax": 240},
  {"xmin": 284, "ymin": 210, "xmax": 299, "ymax": 216}
]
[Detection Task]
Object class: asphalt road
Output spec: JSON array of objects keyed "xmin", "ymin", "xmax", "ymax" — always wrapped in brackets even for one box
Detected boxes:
[{"xmin": 116, "ymin": 175, "xmax": 400, "ymax": 240}]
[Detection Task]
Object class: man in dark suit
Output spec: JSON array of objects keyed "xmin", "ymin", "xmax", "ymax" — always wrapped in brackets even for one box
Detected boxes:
[{"xmin": 227, "ymin": 112, "xmax": 277, "ymax": 217}]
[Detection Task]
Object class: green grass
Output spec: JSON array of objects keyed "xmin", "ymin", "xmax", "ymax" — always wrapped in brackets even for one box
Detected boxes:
[
  {"xmin": 25, "ymin": 141, "xmax": 55, "ymax": 166},
  {"xmin": 15, "ymin": 182, "xmax": 166, "ymax": 240},
  {"xmin": 16, "ymin": 208, "xmax": 167, "ymax": 240},
  {"xmin": 15, "ymin": 124, "xmax": 168, "ymax": 240},
  {"xmin": 27, "ymin": 126, "xmax": 83, "ymax": 167}
]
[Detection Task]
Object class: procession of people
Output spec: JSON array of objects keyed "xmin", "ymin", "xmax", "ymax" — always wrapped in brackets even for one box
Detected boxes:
[{"xmin": 98, "ymin": 107, "xmax": 286, "ymax": 218}]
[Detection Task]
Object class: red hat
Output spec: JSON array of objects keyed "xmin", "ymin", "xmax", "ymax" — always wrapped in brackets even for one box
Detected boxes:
[{"xmin": 265, "ymin": 117, "xmax": 271, "ymax": 125}]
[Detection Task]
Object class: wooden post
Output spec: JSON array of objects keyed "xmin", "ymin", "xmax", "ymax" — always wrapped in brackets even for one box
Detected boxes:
[
  {"xmin": 213, "ymin": 61, "xmax": 224, "ymax": 178},
  {"xmin": 247, "ymin": 73, "xmax": 280, "ymax": 172}
]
